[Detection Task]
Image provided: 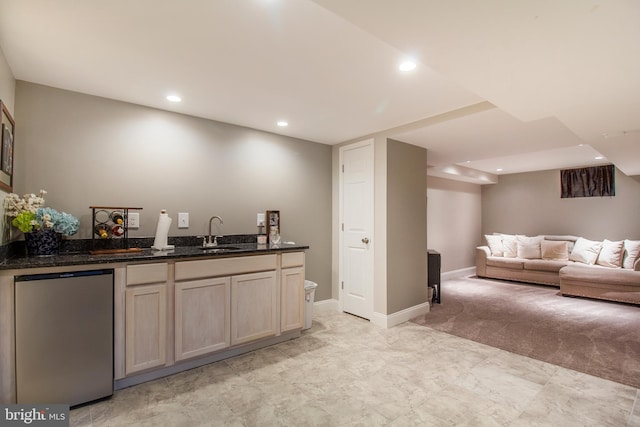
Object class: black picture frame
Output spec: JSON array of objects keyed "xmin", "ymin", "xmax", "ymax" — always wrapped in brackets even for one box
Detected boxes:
[
  {"xmin": 0, "ymin": 100, "xmax": 15, "ymax": 192},
  {"xmin": 2, "ymin": 123, "xmax": 13, "ymax": 174}
]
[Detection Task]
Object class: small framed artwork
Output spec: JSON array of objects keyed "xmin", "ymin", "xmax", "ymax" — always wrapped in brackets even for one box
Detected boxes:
[
  {"xmin": 266, "ymin": 210, "xmax": 280, "ymax": 243},
  {"xmin": 0, "ymin": 100, "xmax": 14, "ymax": 192},
  {"xmin": 2, "ymin": 123, "xmax": 13, "ymax": 174}
]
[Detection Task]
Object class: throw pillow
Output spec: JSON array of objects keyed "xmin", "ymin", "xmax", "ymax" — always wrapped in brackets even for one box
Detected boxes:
[
  {"xmin": 543, "ymin": 235, "xmax": 578, "ymax": 253},
  {"xmin": 502, "ymin": 234, "xmax": 517, "ymax": 258},
  {"xmin": 516, "ymin": 235, "xmax": 543, "ymax": 259},
  {"xmin": 622, "ymin": 239, "xmax": 640, "ymax": 269},
  {"xmin": 596, "ymin": 239, "xmax": 624, "ymax": 268},
  {"xmin": 485, "ymin": 234, "xmax": 504, "ymax": 257},
  {"xmin": 569, "ymin": 237, "xmax": 602, "ymax": 265},
  {"xmin": 541, "ymin": 240, "xmax": 569, "ymax": 260}
]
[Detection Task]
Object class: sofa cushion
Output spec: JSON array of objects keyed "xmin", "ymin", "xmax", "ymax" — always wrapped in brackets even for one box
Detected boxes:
[
  {"xmin": 623, "ymin": 239, "xmax": 640, "ymax": 269},
  {"xmin": 516, "ymin": 235, "xmax": 542, "ymax": 259},
  {"xmin": 569, "ymin": 237, "xmax": 602, "ymax": 265},
  {"xmin": 541, "ymin": 240, "xmax": 569, "ymax": 260},
  {"xmin": 596, "ymin": 239, "xmax": 624, "ymax": 268},
  {"xmin": 560, "ymin": 264, "xmax": 640, "ymax": 287},
  {"xmin": 523, "ymin": 259, "xmax": 569, "ymax": 273},
  {"xmin": 486, "ymin": 257, "xmax": 524, "ymax": 270},
  {"xmin": 485, "ymin": 234, "xmax": 504, "ymax": 256},
  {"xmin": 502, "ymin": 234, "xmax": 517, "ymax": 258}
]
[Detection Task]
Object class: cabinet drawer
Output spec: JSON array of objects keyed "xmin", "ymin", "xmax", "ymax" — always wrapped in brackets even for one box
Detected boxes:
[
  {"xmin": 126, "ymin": 263, "xmax": 169, "ymax": 286},
  {"xmin": 175, "ymin": 254, "xmax": 277, "ymax": 281},
  {"xmin": 281, "ymin": 252, "xmax": 305, "ymax": 268}
]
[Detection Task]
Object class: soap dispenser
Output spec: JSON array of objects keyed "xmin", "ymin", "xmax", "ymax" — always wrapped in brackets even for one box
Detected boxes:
[{"xmin": 256, "ymin": 213, "xmax": 267, "ymax": 244}]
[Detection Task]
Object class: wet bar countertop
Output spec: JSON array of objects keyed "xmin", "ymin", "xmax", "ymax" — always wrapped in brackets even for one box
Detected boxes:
[{"xmin": 0, "ymin": 241, "xmax": 309, "ymax": 271}]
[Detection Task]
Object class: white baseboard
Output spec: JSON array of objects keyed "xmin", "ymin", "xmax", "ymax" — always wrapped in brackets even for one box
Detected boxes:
[
  {"xmin": 313, "ymin": 298, "xmax": 428, "ymax": 329},
  {"xmin": 442, "ymin": 266, "xmax": 475, "ymax": 280},
  {"xmin": 313, "ymin": 298, "xmax": 339, "ymax": 313},
  {"xmin": 370, "ymin": 302, "xmax": 430, "ymax": 328}
]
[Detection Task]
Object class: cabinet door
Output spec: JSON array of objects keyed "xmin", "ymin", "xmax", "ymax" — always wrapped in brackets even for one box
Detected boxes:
[
  {"xmin": 281, "ymin": 267, "xmax": 304, "ymax": 332},
  {"xmin": 231, "ymin": 271, "xmax": 277, "ymax": 346},
  {"xmin": 175, "ymin": 277, "xmax": 230, "ymax": 361},
  {"xmin": 125, "ymin": 284, "xmax": 167, "ymax": 375}
]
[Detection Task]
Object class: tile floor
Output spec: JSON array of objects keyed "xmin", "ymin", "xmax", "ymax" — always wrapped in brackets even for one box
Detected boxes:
[{"xmin": 72, "ymin": 308, "xmax": 640, "ymax": 426}]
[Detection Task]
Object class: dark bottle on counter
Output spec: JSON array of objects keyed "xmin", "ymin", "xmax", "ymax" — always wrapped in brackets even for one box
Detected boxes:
[
  {"xmin": 110, "ymin": 211, "xmax": 124, "ymax": 225},
  {"xmin": 94, "ymin": 224, "xmax": 110, "ymax": 239}
]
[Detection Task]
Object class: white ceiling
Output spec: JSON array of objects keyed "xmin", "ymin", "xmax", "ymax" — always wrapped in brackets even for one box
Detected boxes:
[{"xmin": 0, "ymin": 0, "xmax": 639, "ymax": 182}]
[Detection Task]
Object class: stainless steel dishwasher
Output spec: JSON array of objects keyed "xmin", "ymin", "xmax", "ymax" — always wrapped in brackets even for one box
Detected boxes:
[{"xmin": 15, "ymin": 269, "xmax": 114, "ymax": 406}]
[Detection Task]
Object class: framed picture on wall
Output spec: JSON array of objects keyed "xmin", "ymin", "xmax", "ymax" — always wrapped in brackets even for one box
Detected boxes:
[
  {"xmin": 2, "ymin": 123, "xmax": 13, "ymax": 174},
  {"xmin": 0, "ymin": 100, "xmax": 15, "ymax": 192},
  {"xmin": 266, "ymin": 210, "xmax": 280, "ymax": 243}
]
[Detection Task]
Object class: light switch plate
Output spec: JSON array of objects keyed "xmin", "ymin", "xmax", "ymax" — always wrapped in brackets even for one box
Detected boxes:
[
  {"xmin": 128, "ymin": 212, "xmax": 140, "ymax": 229},
  {"xmin": 257, "ymin": 212, "xmax": 265, "ymax": 226},
  {"xmin": 178, "ymin": 212, "xmax": 189, "ymax": 229}
]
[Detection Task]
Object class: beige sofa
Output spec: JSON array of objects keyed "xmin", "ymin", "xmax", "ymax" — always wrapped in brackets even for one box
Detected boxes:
[{"xmin": 476, "ymin": 234, "xmax": 640, "ymax": 305}]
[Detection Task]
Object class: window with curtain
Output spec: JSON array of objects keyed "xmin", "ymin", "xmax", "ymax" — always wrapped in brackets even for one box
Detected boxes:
[{"xmin": 560, "ymin": 164, "xmax": 615, "ymax": 198}]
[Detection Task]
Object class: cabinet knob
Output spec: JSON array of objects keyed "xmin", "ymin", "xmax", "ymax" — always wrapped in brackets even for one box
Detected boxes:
[{"xmin": 361, "ymin": 237, "xmax": 370, "ymax": 244}]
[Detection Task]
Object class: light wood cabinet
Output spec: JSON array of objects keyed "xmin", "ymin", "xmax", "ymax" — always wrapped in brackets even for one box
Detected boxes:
[
  {"xmin": 125, "ymin": 283, "xmax": 167, "ymax": 375},
  {"xmin": 175, "ymin": 255, "xmax": 277, "ymax": 281},
  {"xmin": 125, "ymin": 263, "xmax": 168, "ymax": 375},
  {"xmin": 281, "ymin": 267, "xmax": 304, "ymax": 332},
  {"xmin": 175, "ymin": 277, "xmax": 230, "ymax": 361},
  {"xmin": 231, "ymin": 271, "xmax": 278, "ymax": 345},
  {"xmin": 281, "ymin": 252, "xmax": 305, "ymax": 332},
  {"xmin": 1, "ymin": 251, "xmax": 308, "ymax": 401}
]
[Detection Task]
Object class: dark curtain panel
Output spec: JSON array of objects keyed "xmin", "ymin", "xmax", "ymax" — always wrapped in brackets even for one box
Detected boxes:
[{"xmin": 560, "ymin": 164, "xmax": 615, "ymax": 198}]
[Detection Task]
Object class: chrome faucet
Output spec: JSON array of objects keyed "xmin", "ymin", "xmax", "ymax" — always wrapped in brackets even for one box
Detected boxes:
[{"xmin": 205, "ymin": 216, "xmax": 224, "ymax": 247}]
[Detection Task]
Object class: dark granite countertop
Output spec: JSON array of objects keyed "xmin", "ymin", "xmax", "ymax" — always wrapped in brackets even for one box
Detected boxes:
[{"xmin": 0, "ymin": 235, "xmax": 309, "ymax": 271}]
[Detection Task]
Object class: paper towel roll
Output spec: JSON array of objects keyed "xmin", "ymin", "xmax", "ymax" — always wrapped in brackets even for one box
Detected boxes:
[{"xmin": 151, "ymin": 209, "xmax": 175, "ymax": 251}]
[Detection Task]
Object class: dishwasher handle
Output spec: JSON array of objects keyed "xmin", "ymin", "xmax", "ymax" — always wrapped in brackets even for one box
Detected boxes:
[{"xmin": 15, "ymin": 269, "xmax": 114, "ymax": 282}]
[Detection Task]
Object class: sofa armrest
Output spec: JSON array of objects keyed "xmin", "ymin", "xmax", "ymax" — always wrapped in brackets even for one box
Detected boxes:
[
  {"xmin": 634, "ymin": 257, "xmax": 640, "ymax": 271},
  {"xmin": 476, "ymin": 246, "xmax": 491, "ymax": 277}
]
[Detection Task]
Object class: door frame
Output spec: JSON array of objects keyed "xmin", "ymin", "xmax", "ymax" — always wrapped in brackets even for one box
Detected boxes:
[{"xmin": 338, "ymin": 139, "xmax": 374, "ymax": 318}]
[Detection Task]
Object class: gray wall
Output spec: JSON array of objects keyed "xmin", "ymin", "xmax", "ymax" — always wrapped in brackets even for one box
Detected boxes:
[
  {"xmin": 14, "ymin": 81, "xmax": 333, "ymax": 300},
  {"xmin": 0, "ymin": 48, "xmax": 14, "ymax": 115},
  {"xmin": 427, "ymin": 176, "xmax": 482, "ymax": 272},
  {"xmin": 387, "ymin": 139, "xmax": 427, "ymax": 314},
  {"xmin": 482, "ymin": 168, "xmax": 640, "ymax": 241}
]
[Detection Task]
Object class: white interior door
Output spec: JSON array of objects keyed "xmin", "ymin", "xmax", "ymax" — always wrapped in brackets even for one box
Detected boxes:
[{"xmin": 340, "ymin": 140, "xmax": 374, "ymax": 319}]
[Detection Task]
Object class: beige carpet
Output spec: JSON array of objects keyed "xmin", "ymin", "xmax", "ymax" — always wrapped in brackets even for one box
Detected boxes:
[{"xmin": 411, "ymin": 276, "xmax": 640, "ymax": 389}]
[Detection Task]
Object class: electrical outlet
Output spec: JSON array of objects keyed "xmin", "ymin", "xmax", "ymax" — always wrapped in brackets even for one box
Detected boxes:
[
  {"xmin": 128, "ymin": 212, "xmax": 140, "ymax": 229},
  {"xmin": 178, "ymin": 212, "xmax": 189, "ymax": 228},
  {"xmin": 257, "ymin": 212, "xmax": 265, "ymax": 226}
]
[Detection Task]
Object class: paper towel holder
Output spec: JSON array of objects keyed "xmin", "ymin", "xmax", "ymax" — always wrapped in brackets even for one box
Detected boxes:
[
  {"xmin": 89, "ymin": 206, "xmax": 143, "ymax": 255},
  {"xmin": 151, "ymin": 209, "xmax": 175, "ymax": 251}
]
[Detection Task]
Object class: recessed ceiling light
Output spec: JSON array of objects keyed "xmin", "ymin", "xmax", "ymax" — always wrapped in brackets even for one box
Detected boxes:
[
  {"xmin": 496, "ymin": 168, "xmax": 503, "ymax": 172},
  {"xmin": 595, "ymin": 156, "xmax": 604, "ymax": 160},
  {"xmin": 399, "ymin": 60, "xmax": 416, "ymax": 71},
  {"xmin": 277, "ymin": 121, "xmax": 288, "ymax": 127},
  {"xmin": 166, "ymin": 95, "xmax": 182, "ymax": 102}
]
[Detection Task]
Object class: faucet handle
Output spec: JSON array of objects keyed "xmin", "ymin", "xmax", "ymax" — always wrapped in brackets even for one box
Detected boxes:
[{"xmin": 197, "ymin": 235, "xmax": 207, "ymax": 247}]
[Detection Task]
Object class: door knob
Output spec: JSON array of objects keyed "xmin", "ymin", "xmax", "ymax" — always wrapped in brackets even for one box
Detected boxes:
[{"xmin": 362, "ymin": 237, "xmax": 370, "ymax": 244}]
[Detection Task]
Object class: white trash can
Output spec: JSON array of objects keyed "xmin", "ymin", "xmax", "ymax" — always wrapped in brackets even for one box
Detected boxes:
[{"xmin": 303, "ymin": 280, "xmax": 318, "ymax": 330}]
